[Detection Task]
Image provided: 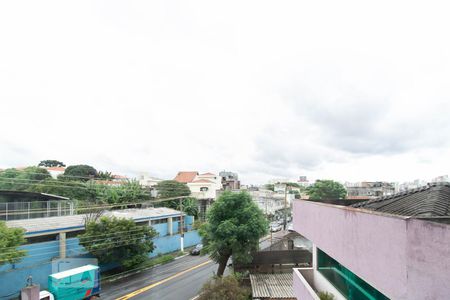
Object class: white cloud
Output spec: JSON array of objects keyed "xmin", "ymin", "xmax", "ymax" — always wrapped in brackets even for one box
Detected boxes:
[{"xmin": 1, "ymin": 0, "xmax": 450, "ymax": 184}]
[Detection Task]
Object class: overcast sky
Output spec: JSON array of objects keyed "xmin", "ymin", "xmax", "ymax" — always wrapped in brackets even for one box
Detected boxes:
[{"xmin": 1, "ymin": 1, "xmax": 450, "ymax": 184}]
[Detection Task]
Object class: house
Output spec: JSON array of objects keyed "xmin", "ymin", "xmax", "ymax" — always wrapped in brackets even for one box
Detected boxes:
[
  {"xmin": 248, "ymin": 188, "xmax": 295, "ymax": 217},
  {"xmin": 292, "ymin": 182, "xmax": 450, "ymax": 300},
  {"xmin": 174, "ymin": 171, "xmax": 222, "ymax": 200},
  {"xmin": 345, "ymin": 181, "xmax": 395, "ymax": 199},
  {"xmin": 219, "ymin": 171, "xmax": 240, "ymax": 190}
]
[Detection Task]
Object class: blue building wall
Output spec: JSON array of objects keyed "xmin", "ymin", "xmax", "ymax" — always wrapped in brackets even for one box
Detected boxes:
[
  {"xmin": 0, "ymin": 216, "xmax": 200, "ymax": 299},
  {"xmin": 150, "ymin": 230, "xmax": 201, "ymax": 257}
]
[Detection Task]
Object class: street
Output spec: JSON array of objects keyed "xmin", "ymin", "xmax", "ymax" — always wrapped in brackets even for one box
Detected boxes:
[
  {"xmin": 101, "ymin": 254, "xmax": 219, "ymax": 300},
  {"xmin": 101, "ymin": 229, "xmax": 291, "ymax": 300}
]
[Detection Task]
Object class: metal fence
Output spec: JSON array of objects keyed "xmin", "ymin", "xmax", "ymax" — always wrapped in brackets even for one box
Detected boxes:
[{"xmin": 0, "ymin": 200, "xmax": 75, "ymax": 221}]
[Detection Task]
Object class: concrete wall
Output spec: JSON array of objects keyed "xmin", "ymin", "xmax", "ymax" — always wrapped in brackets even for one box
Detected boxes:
[
  {"xmin": 293, "ymin": 200, "xmax": 450, "ymax": 300},
  {"xmin": 0, "ymin": 216, "xmax": 200, "ymax": 299},
  {"xmin": 150, "ymin": 231, "xmax": 202, "ymax": 257},
  {"xmin": 293, "ymin": 268, "xmax": 319, "ymax": 300},
  {"xmin": 406, "ymin": 219, "xmax": 450, "ymax": 300}
]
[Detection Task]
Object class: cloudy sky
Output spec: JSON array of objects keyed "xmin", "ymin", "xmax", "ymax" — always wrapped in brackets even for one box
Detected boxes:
[{"xmin": 1, "ymin": 0, "xmax": 450, "ymax": 184}]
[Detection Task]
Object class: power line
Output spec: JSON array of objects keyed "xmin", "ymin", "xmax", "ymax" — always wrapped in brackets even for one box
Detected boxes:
[{"xmin": 0, "ymin": 196, "xmax": 188, "ymax": 217}]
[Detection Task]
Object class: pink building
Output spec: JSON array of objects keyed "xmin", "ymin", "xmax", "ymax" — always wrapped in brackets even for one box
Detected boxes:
[{"xmin": 292, "ymin": 183, "xmax": 450, "ymax": 300}]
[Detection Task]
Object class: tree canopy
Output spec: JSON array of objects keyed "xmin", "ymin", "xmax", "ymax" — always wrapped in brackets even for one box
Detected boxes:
[
  {"xmin": 0, "ymin": 221, "xmax": 27, "ymax": 266},
  {"xmin": 155, "ymin": 180, "xmax": 191, "ymax": 198},
  {"xmin": 38, "ymin": 160, "xmax": 65, "ymax": 167},
  {"xmin": 306, "ymin": 180, "xmax": 347, "ymax": 200},
  {"xmin": 199, "ymin": 191, "xmax": 268, "ymax": 276},
  {"xmin": 61, "ymin": 165, "xmax": 98, "ymax": 181},
  {"xmin": 79, "ymin": 216, "xmax": 157, "ymax": 269},
  {"xmin": 198, "ymin": 274, "xmax": 250, "ymax": 300}
]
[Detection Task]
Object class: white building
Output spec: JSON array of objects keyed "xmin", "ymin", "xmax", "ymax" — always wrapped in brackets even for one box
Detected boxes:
[
  {"xmin": 138, "ymin": 172, "xmax": 163, "ymax": 188},
  {"xmin": 174, "ymin": 171, "xmax": 222, "ymax": 200},
  {"xmin": 248, "ymin": 189, "xmax": 294, "ymax": 216}
]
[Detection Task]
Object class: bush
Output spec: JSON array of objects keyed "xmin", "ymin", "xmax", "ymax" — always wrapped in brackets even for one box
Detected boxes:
[
  {"xmin": 318, "ymin": 291, "xmax": 335, "ymax": 300},
  {"xmin": 198, "ymin": 274, "xmax": 251, "ymax": 300}
]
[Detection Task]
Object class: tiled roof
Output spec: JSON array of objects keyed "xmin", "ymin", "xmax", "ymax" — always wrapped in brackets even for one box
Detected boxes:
[
  {"xmin": 174, "ymin": 171, "xmax": 198, "ymax": 183},
  {"xmin": 250, "ymin": 273, "xmax": 295, "ymax": 299},
  {"xmin": 351, "ymin": 183, "xmax": 450, "ymax": 217},
  {"xmin": 199, "ymin": 172, "xmax": 215, "ymax": 176},
  {"xmin": 346, "ymin": 195, "xmax": 371, "ymax": 200}
]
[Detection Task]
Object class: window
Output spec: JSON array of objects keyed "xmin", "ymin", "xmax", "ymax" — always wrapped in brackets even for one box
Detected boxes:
[
  {"xmin": 25, "ymin": 234, "xmax": 58, "ymax": 244},
  {"xmin": 317, "ymin": 248, "xmax": 389, "ymax": 300},
  {"xmin": 200, "ymin": 187, "xmax": 209, "ymax": 192},
  {"xmin": 151, "ymin": 218, "xmax": 168, "ymax": 225}
]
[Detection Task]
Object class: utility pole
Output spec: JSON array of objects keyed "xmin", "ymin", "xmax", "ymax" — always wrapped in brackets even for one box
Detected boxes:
[
  {"xmin": 179, "ymin": 198, "xmax": 184, "ymax": 252},
  {"xmin": 283, "ymin": 183, "xmax": 288, "ymax": 231}
]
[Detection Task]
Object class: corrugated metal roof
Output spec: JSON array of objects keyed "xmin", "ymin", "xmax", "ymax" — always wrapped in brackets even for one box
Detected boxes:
[
  {"xmin": 351, "ymin": 183, "xmax": 450, "ymax": 217},
  {"xmin": 6, "ymin": 207, "xmax": 183, "ymax": 235},
  {"xmin": 250, "ymin": 273, "xmax": 294, "ymax": 299}
]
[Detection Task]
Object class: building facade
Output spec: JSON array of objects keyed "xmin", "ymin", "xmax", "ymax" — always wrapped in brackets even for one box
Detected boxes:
[
  {"xmin": 345, "ymin": 181, "xmax": 395, "ymax": 199},
  {"xmin": 292, "ymin": 183, "xmax": 450, "ymax": 300}
]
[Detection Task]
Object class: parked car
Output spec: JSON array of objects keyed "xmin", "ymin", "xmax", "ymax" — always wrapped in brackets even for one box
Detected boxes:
[
  {"xmin": 270, "ymin": 224, "xmax": 282, "ymax": 232},
  {"xmin": 190, "ymin": 244, "xmax": 203, "ymax": 255},
  {"xmin": 287, "ymin": 223, "xmax": 294, "ymax": 232}
]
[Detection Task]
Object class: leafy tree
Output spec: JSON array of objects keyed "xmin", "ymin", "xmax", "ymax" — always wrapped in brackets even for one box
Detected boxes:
[
  {"xmin": 198, "ymin": 274, "xmax": 251, "ymax": 300},
  {"xmin": 61, "ymin": 165, "xmax": 97, "ymax": 181},
  {"xmin": 199, "ymin": 191, "xmax": 268, "ymax": 276},
  {"xmin": 97, "ymin": 171, "xmax": 114, "ymax": 180},
  {"xmin": 164, "ymin": 197, "xmax": 199, "ymax": 218},
  {"xmin": 264, "ymin": 184, "xmax": 274, "ymax": 191},
  {"xmin": 155, "ymin": 180, "xmax": 191, "ymax": 198},
  {"xmin": 97, "ymin": 180, "xmax": 150, "ymax": 204},
  {"xmin": 38, "ymin": 160, "xmax": 65, "ymax": 167},
  {"xmin": 0, "ymin": 222, "xmax": 27, "ymax": 266},
  {"xmin": 33, "ymin": 179, "xmax": 98, "ymax": 202},
  {"xmin": 306, "ymin": 180, "xmax": 347, "ymax": 200},
  {"xmin": 79, "ymin": 216, "xmax": 157, "ymax": 269},
  {"xmin": 0, "ymin": 167, "xmax": 51, "ymax": 191}
]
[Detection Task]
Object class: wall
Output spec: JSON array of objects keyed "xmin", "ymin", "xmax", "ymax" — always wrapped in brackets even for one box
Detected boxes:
[
  {"xmin": 293, "ymin": 200, "xmax": 450, "ymax": 300},
  {"xmin": 293, "ymin": 200, "xmax": 408, "ymax": 299},
  {"xmin": 150, "ymin": 231, "xmax": 202, "ymax": 257},
  {"xmin": 406, "ymin": 219, "xmax": 450, "ymax": 300},
  {"xmin": 0, "ymin": 224, "xmax": 201, "ymax": 299},
  {"xmin": 0, "ymin": 241, "xmax": 58, "ymax": 299}
]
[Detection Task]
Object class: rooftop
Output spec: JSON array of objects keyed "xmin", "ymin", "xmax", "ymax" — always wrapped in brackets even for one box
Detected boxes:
[
  {"xmin": 250, "ymin": 273, "xmax": 295, "ymax": 299},
  {"xmin": 174, "ymin": 171, "xmax": 199, "ymax": 183},
  {"xmin": 6, "ymin": 207, "xmax": 183, "ymax": 236},
  {"xmin": 351, "ymin": 182, "xmax": 450, "ymax": 217}
]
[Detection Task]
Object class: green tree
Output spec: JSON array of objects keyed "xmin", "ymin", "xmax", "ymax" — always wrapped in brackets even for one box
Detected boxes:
[
  {"xmin": 0, "ymin": 221, "xmax": 27, "ymax": 266},
  {"xmin": 61, "ymin": 165, "xmax": 98, "ymax": 181},
  {"xmin": 33, "ymin": 179, "xmax": 98, "ymax": 202},
  {"xmin": 97, "ymin": 180, "xmax": 150, "ymax": 204},
  {"xmin": 264, "ymin": 184, "xmax": 274, "ymax": 191},
  {"xmin": 165, "ymin": 197, "xmax": 199, "ymax": 218},
  {"xmin": 0, "ymin": 167, "xmax": 51, "ymax": 191},
  {"xmin": 38, "ymin": 160, "xmax": 66, "ymax": 167},
  {"xmin": 79, "ymin": 216, "xmax": 157, "ymax": 269},
  {"xmin": 198, "ymin": 274, "xmax": 251, "ymax": 300},
  {"xmin": 97, "ymin": 171, "xmax": 114, "ymax": 180},
  {"xmin": 306, "ymin": 180, "xmax": 347, "ymax": 200},
  {"xmin": 155, "ymin": 180, "xmax": 191, "ymax": 198},
  {"xmin": 199, "ymin": 192, "xmax": 268, "ymax": 276}
]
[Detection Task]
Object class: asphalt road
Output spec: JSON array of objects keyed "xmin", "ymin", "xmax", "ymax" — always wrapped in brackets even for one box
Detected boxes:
[
  {"xmin": 101, "ymin": 254, "xmax": 220, "ymax": 300},
  {"xmin": 101, "ymin": 229, "xmax": 290, "ymax": 300}
]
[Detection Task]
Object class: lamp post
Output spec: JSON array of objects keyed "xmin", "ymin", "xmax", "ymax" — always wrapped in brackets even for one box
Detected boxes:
[{"xmin": 179, "ymin": 198, "xmax": 184, "ymax": 252}]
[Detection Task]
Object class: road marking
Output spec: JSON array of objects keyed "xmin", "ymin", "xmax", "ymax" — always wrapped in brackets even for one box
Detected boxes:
[{"xmin": 115, "ymin": 260, "xmax": 212, "ymax": 300}]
